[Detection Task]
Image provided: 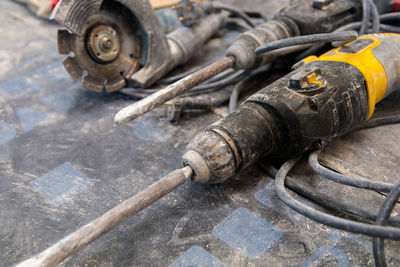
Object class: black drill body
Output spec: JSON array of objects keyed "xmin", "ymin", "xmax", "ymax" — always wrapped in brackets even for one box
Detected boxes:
[
  {"xmin": 183, "ymin": 60, "xmax": 369, "ymax": 183},
  {"xmin": 180, "ymin": 0, "xmax": 365, "ymax": 184}
]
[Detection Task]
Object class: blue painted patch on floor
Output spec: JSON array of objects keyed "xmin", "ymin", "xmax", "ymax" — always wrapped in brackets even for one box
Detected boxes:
[
  {"xmin": 29, "ymin": 163, "xmax": 94, "ymax": 206},
  {"xmin": 0, "ymin": 150, "xmax": 8, "ymax": 161},
  {"xmin": 0, "ymin": 122, "xmax": 17, "ymax": 146},
  {"xmin": 328, "ymin": 231, "xmax": 343, "ymax": 243},
  {"xmin": 169, "ymin": 246, "xmax": 226, "ymax": 267},
  {"xmin": 34, "ymin": 61, "xmax": 69, "ymax": 82},
  {"xmin": 329, "ymin": 230, "xmax": 393, "ymax": 262},
  {"xmin": 212, "ymin": 207, "xmax": 282, "ymax": 259},
  {"xmin": 40, "ymin": 91, "xmax": 74, "ymax": 114},
  {"xmin": 131, "ymin": 120, "xmax": 171, "ymax": 142},
  {"xmin": 254, "ymin": 180, "xmax": 303, "ymax": 221},
  {"xmin": 16, "ymin": 107, "xmax": 48, "ymax": 132},
  {"xmin": 303, "ymin": 246, "xmax": 349, "ymax": 267},
  {"xmin": 0, "ymin": 76, "xmax": 39, "ymax": 99}
]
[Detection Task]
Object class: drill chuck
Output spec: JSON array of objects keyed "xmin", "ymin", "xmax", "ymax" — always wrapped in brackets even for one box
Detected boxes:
[{"xmin": 183, "ymin": 103, "xmax": 279, "ymax": 183}]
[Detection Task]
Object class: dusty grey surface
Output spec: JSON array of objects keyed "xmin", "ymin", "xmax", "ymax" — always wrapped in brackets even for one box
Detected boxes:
[{"xmin": 1, "ymin": 0, "xmax": 400, "ymax": 266}]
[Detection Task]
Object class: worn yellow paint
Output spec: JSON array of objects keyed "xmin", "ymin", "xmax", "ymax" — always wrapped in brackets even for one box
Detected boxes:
[
  {"xmin": 303, "ymin": 34, "xmax": 399, "ymax": 118},
  {"xmin": 306, "ymin": 72, "xmax": 324, "ymax": 87}
]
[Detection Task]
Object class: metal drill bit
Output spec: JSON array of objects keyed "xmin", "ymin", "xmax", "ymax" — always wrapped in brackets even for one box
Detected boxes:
[
  {"xmin": 17, "ymin": 166, "xmax": 193, "ymax": 267},
  {"xmin": 114, "ymin": 56, "xmax": 235, "ymax": 126}
]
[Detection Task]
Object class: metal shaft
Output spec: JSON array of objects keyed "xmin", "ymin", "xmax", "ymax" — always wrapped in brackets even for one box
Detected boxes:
[
  {"xmin": 114, "ymin": 56, "xmax": 235, "ymax": 126},
  {"xmin": 17, "ymin": 166, "xmax": 193, "ymax": 267}
]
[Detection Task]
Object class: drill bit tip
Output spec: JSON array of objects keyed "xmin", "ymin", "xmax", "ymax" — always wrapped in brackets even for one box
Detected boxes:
[{"xmin": 114, "ymin": 104, "xmax": 139, "ymax": 126}]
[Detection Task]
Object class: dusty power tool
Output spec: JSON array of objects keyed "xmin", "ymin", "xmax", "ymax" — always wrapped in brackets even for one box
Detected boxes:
[
  {"xmin": 114, "ymin": 0, "xmax": 363, "ymax": 125},
  {"xmin": 52, "ymin": 0, "xmax": 230, "ymax": 92},
  {"xmin": 19, "ymin": 34, "xmax": 400, "ymax": 266}
]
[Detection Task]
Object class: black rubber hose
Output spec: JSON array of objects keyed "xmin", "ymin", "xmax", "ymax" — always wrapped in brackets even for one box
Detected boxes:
[
  {"xmin": 228, "ymin": 79, "xmax": 244, "ymax": 112},
  {"xmin": 212, "ymin": 2, "xmax": 255, "ymax": 28},
  {"xmin": 309, "ymin": 150, "xmax": 393, "ymax": 193},
  {"xmin": 255, "ymin": 31, "xmax": 358, "ymax": 56},
  {"xmin": 229, "ymin": 64, "xmax": 271, "ymax": 112},
  {"xmin": 119, "ymin": 90, "xmax": 153, "ymax": 99},
  {"xmin": 368, "ymin": 0, "xmax": 380, "ymax": 33},
  {"xmin": 380, "ymin": 12, "xmax": 400, "ymax": 21},
  {"xmin": 380, "ymin": 24, "xmax": 400, "ymax": 33},
  {"xmin": 205, "ymin": 69, "xmax": 236, "ymax": 84},
  {"xmin": 183, "ymin": 70, "xmax": 249, "ymax": 96},
  {"xmin": 335, "ymin": 21, "xmax": 363, "ymax": 32},
  {"xmin": 159, "ymin": 59, "xmax": 219, "ymax": 85},
  {"xmin": 360, "ymin": 0, "xmax": 371, "ymax": 34},
  {"xmin": 296, "ymin": 0, "xmax": 384, "ymax": 60},
  {"xmin": 122, "ymin": 69, "xmax": 247, "ymax": 100},
  {"xmin": 226, "ymin": 20, "xmax": 253, "ymax": 32},
  {"xmin": 275, "ymin": 157, "xmax": 400, "ymax": 240},
  {"xmin": 333, "ymin": 13, "xmax": 400, "ymax": 34},
  {"xmin": 356, "ymin": 111, "xmax": 400, "ymax": 130},
  {"xmin": 173, "ymin": 85, "xmax": 232, "ymax": 110},
  {"xmin": 373, "ymin": 182, "xmax": 400, "ymax": 267},
  {"xmin": 259, "ymin": 163, "xmax": 400, "ymax": 227},
  {"xmin": 166, "ymin": 85, "xmax": 233, "ymax": 121}
]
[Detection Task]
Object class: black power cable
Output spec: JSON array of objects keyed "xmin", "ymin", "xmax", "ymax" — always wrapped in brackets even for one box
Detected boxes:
[
  {"xmin": 368, "ymin": 0, "xmax": 380, "ymax": 33},
  {"xmin": 373, "ymin": 182, "xmax": 400, "ymax": 267},
  {"xmin": 295, "ymin": 1, "xmax": 397, "ymax": 61},
  {"xmin": 229, "ymin": 64, "xmax": 272, "ymax": 112},
  {"xmin": 275, "ymin": 156, "xmax": 400, "ymax": 239},
  {"xmin": 361, "ymin": 0, "xmax": 371, "ymax": 34},
  {"xmin": 212, "ymin": 2, "xmax": 255, "ymax": 28},
  {"xmin": 255, "ymin": 31, "xmax": 358, "ymax": 56},
  {"xmin": 259, "ymin": 162, "xmax": 400, "ymax": 226},
  {"xmin": 183, "ymin": 70, "xmax": 249, "ymax": 96},
  {"xmin": 273, "ymin": 118, "xmax": 400, "ymax": 266},
  {"xmin": 309, "ymin": 149, "xmax": 393, "ymax": 193}
]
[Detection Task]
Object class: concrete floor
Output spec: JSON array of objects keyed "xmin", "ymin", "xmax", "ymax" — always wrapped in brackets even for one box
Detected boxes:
[{"xmin": 1, "ymin": 0, "xmax": 400, "ymax": 266}]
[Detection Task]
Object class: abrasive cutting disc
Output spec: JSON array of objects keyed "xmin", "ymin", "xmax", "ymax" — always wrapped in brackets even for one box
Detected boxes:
[{"xmin": 58, "ymin": 1, "xmax": 144, "ymax": 92}]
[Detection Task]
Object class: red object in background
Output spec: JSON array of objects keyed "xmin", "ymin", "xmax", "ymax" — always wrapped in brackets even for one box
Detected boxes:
[
  {"xmin": 392, "ymin": 0, "xmax": 400, "ymax": 12},
  {"xmin": 52, "ymin": 0, "xmax": 60, "ymax": 10}
]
